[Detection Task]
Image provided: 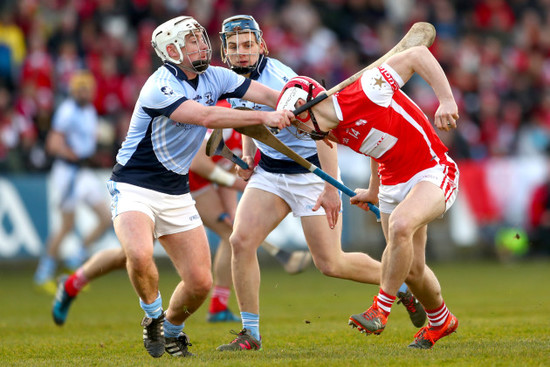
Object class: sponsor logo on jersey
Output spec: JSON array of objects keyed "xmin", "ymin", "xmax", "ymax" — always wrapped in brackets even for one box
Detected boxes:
[
  {"xmin": 359, "ymin": 128, "xmax": 398, "ymax": 159},
  {"xmin": 378, "ymin": 67, "xmax": 399, "ymax": 92},
  {"xmin": 161, "ymin": 86, "xmax": 174, "ymax": 95},
  {"xmin": 205, "ymin": 92, "xmax": 214, "ymax": 105}
]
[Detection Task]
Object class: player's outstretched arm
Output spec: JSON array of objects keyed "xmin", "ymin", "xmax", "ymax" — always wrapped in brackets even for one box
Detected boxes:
[{"xmin": 170, "ymin": 99, "xmax": 293, "ymax": 130}]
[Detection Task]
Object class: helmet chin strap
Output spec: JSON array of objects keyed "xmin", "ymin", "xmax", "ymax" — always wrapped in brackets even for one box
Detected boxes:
[
  {"xmin": 192, "ymin": 60, "xmax": 209, "ymax": 73},
  {"xmin": 230, "ymin": 54, "xmax": 264, "ymax": 75},
  {"xmin": 305, "ymin": 86, "xmax": 329, "ymax": 141}
]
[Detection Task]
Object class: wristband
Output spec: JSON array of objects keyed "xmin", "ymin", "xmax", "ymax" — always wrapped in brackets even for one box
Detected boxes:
[{"xmin": 208, "ymin": 165, "xmax": 237, "ymax": 187}]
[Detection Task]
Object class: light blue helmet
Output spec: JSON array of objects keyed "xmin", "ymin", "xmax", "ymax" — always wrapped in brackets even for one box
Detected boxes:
[{"xmin": 220, "ymin": 15, "xmax": 267, "ymax": 74}]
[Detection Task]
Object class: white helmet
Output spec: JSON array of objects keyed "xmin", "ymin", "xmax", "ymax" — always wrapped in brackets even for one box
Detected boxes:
[{"xmin": 151, "ymin": 16, "xmax": 212, "ymax": 74}]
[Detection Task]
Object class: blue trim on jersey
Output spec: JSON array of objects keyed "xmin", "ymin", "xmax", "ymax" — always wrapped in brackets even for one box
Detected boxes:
[
  {"xmin": 113, "ymin": 63, "xmax": 246, "ymax": 195},
  {"xmin": 249, "ymin": 56, "xmax": 267, "ymax": 80},
  {"xmin": 143, "ymin": 96, "xmax": 187, "ymax": 118},
  {"xmin": 220, "ymin": 78, "xmax": 251, "ymax": 100},
  {"xmin": 258, "ymin": 152, "xmax": 320, "ymax": 174},
  {"xmin": 164, "ymin": 62, "xmax": 188, "ymax": 80}
]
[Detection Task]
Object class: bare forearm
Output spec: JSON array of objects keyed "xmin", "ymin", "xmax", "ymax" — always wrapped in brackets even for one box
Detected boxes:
[
  {"xmin": 369, "ymin": 159, "xmax": 380, "ymax": 193},
  {"xmin": 197, "ymin": 107, "xmax": 267, "ymax": 129},
  {"xmin": 242, "ymin": 135, "xmax": 256, "ymax": 158},
  {"xmin": 388, "ymin": 46, "xmax": 454, "ymax": 102}
]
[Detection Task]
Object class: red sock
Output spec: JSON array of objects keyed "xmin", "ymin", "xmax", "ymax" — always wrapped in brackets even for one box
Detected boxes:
[
  {"xmin": 425, "ymin": 302, "xmax": 450, "ymax": 327},
  {"xmin": 376, "ymin": 288, "xmax": 396, "ymax": 316},
  {"xmin": 209, "ymin": 286, "xmax": 230, "ymax": 313},
  {"xmin": 65, "ymin": 269, "xmax": 89, "ymax": 297}
]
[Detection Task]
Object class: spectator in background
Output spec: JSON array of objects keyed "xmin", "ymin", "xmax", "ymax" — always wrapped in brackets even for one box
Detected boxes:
[
  {"xmin": 33, "ymin": 71, "xmax": 111, "ymax": 294},
  {"xmin": 0, "ymin": 85, "xmax": 35, "ymax": 171},
  {"xmin": 0, "ymin": 8, "xmax": 26, "ymax": 89}
]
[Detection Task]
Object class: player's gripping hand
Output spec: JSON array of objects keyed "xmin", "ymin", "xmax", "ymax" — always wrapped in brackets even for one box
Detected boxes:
[
  {"xmin": 235, "ymin": 155, "xmax": 255, "ymax": 182},
  {"xmin": 434, "ymin": 99, "xmax": 459, "ymax": 131},
  {"xmin": 350, "ymin": 188, "xmax": 378, "ymax": 213},
  {"xmin": 263, "ymin": 109, "xmax": 293, "ymax": 131}
]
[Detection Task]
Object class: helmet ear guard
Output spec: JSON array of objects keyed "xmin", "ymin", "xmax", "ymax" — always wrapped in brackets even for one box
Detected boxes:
[{"xmin": 151, "ymin": 16, "xmax": 212, "ymax": 74}]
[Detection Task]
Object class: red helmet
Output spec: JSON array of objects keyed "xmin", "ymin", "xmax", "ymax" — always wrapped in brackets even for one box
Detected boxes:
[{"xmin": 276, "ymin": 76, "xmax": 325, "ymax": 114}]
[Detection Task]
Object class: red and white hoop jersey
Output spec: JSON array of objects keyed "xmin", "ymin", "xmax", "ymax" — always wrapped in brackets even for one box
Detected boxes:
[
  {"xmin": 331, "ymin": 63, "xmax": 450, "ymax": 185},
  {"xmin": 189, "ymin": 128, "xmax": 243, "ymax": 192}
]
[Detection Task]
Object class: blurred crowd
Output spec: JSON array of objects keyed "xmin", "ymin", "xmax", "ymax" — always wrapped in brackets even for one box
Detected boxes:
[{"xmin": 1, "ymin": 0, "xmax": 550, "ymax": 173}]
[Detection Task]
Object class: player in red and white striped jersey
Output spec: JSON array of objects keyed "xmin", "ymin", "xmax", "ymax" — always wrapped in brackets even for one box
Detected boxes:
[{"xmin": 277, "ymin": 45, "xmax": 459, "ymax": 349}]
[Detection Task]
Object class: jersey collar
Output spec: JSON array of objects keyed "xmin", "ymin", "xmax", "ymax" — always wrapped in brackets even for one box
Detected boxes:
[
  {"xmin": 164, "ymin": 61, "xmax": 199, "ymax": 89},
  {"xmin": 249, "ymin": 56, "xmax": 267, "ymax": 81},
  {"xmin": 164, "ymin": 62, "xmax": 189, "ymax": 81}
]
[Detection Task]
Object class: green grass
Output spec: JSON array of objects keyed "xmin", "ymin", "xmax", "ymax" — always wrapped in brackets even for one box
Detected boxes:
[{"xmin": 1, "ymin": 260, "xmax": 549, "ymax": 366}]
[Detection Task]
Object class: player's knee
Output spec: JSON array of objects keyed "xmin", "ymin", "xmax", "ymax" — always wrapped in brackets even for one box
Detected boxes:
[
  {"xmin": 406, "ymin": 262, "xmax": 424, "ymax": 282},
  {"xmin": 229, "ymin": 231, "xmax": 252, "ymax": 254},
  {"xmin": 126, "ymin": 249, "xmax": 153, "ymax": 271},
  {"xmin": 189, "ymin": 272, "xmax": 213, "ymax": 298},
  {"xmin": 313, "ymin": 256, "xmax": 341, "ymax": 278},
  {"xmin": 389, "ymin": 216, "xmax": 415, "ymax": 243}
]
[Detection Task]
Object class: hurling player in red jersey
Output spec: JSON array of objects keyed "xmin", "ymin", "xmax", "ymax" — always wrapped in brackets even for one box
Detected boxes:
[{"xmin": 277, "ymin": 45, "xmax": 459, "ymax": 349}]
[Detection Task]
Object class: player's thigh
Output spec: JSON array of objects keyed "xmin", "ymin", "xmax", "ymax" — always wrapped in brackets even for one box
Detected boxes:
[
  {"xmin": 159, "ymin": 226, "xmax": 212, "ymax": 280},
  {"xmin": 113, "ymin": 211, "xmax": 155, "ymax": 259},
  {"xmin": 391, "ymin": 181, "xmax": 446, "ymax": 231},
  {"xmin": 217, "ymin": 186, "xmax": 238, "ymax": 219},
  {"xmin": 193, "ymin": 186, "xmax": 228, "ymax": 228},
  {"xmin": 301, "ymin": 215, "xmax": 343, "ymax": 259},
  {"xmin": 232, "ymin": 188, "xmax": 290, "ymax": 245}
]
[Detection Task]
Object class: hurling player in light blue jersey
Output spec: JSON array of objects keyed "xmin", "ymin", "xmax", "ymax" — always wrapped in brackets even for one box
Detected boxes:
[
  {"xmin": 104, "ymin": 16, "xmax": 292, "ymax": 359},
  {"xmin": 34, "ymin": 71, "xmax": 111, "ymax": 294},
  {"xmin": 215, "ymin": 15, "xmax": 426, "ymax": 352}
]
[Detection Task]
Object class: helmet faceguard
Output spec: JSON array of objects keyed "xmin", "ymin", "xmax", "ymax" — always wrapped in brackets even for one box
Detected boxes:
[
  {"xmin": 220, "ymin": 15, "xmax": 268, "ymax": 75},
  {"xmin": 277, "ymin": 76, "xmax": 329, "ymax": 141},
  {"xmin": 151, "ymin": 16, "xmax": 212, "ymax": 74}
]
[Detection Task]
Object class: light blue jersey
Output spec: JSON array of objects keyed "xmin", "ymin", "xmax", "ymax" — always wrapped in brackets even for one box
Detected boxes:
[
  {"xmin": 51, "ymin": 99, "xmax": 98, "ymax": 159},
  {"xmin": 111, "ymin": 62, "xmax": 251, "ymax": 194},
  {"xmin": 228, "ymin": 57, "xmax": 319, "ymax": 174}
]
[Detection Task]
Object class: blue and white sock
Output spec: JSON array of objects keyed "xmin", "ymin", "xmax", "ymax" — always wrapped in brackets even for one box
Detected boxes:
[
  {"xmin": 398, "ymin": 283, "xmax": 408, "ymax": 294},
  {"xmin": 164, "ymin": 319, "xmax": 184, "ymax": 338},
  {"xmin": 241, "ymin": 312, "xmax": 260, "ymax": 341},
  {"xmin": 140, "ymin": 292, "xmax": 163, "ymax": 319}
]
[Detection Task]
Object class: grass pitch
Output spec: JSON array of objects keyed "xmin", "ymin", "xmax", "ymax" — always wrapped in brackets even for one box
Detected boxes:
[{"xmin": 1, "ymin": 259, "xmax": 549, "ymax": 366}]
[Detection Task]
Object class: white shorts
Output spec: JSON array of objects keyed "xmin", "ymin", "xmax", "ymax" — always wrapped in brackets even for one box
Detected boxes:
[
  {"xmin": 50, "ymin": 160, "xmax": 106, "ymax": 212},
  {"xmin": 378, "ymin": 155, "xmax": 459, "ymax": 215},
  {"xmin": 107, "ymin": 181, "xmax": 202, "ymax": 238},
  {"xmin": 246, "ymin": 166, "xmax": 342, "ymax": 217}
]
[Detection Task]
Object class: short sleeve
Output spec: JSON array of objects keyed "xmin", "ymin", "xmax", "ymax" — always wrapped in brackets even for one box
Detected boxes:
[{"xmin": 360, "ymin": 63, "xmax": 404, "ymax": 108}]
